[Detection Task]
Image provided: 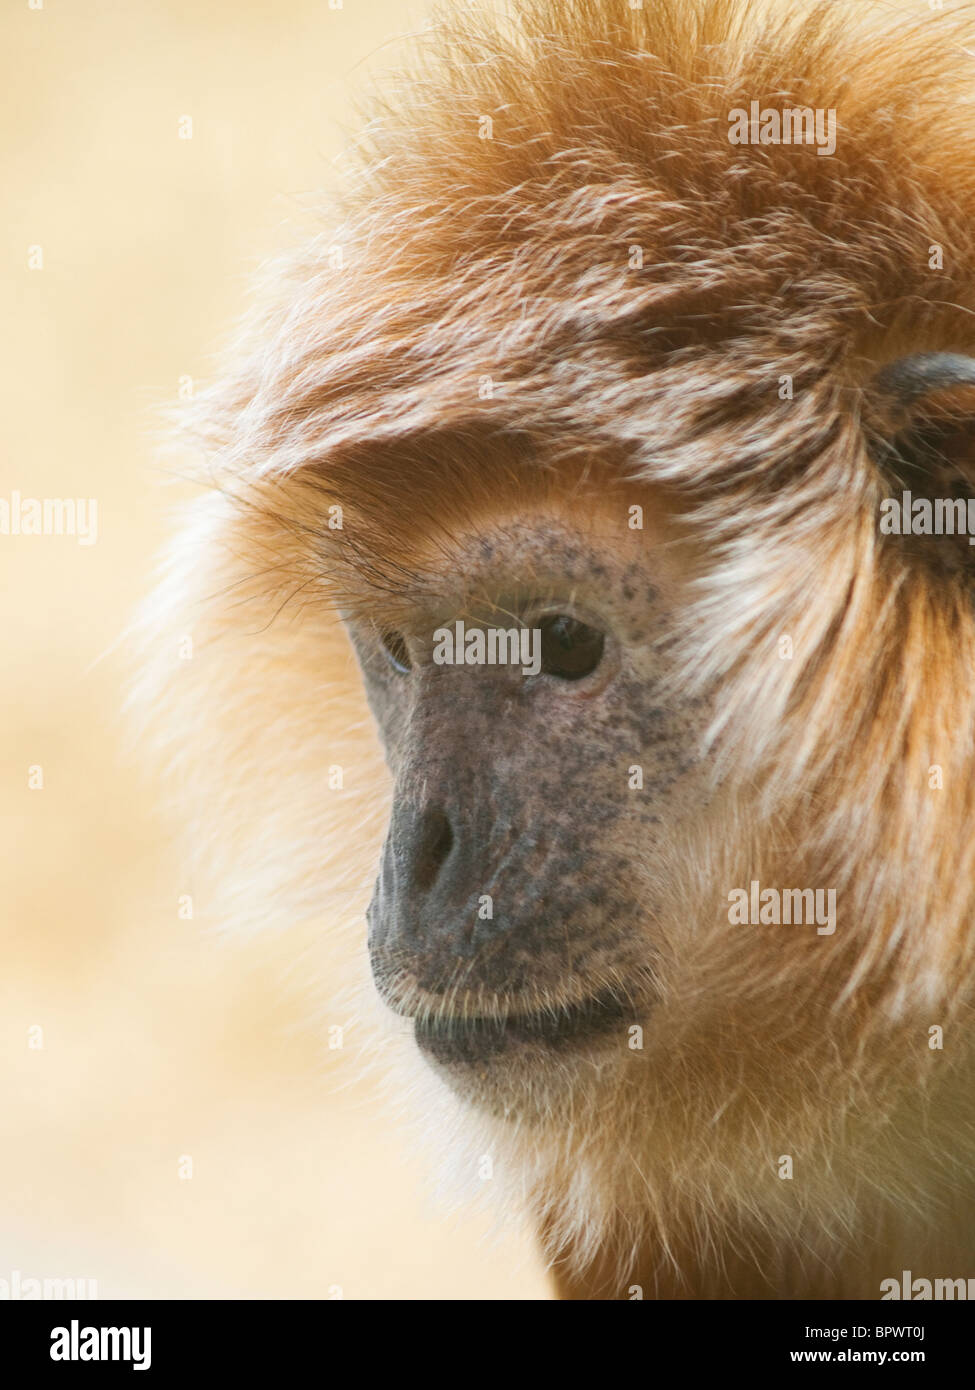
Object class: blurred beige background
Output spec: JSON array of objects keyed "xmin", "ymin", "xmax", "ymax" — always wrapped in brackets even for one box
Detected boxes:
[{"xmin": 0, "ymin": 0, "xmax": 547, "ymax": 1299}]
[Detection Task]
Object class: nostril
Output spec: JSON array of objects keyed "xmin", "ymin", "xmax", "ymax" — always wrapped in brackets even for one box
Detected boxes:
[{"xmin": 413, "ymin": 808, "xmax": 454, "ymax": 893}]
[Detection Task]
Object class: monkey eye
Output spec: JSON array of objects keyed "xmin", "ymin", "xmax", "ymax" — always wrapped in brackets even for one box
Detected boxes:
[
  {"xmin": 538, "ymin": 615, "xmax": 605, "ymax": 681},
  {"xmin": 380, "ymin": 630, "xmax": 412, "ymax": 674}
]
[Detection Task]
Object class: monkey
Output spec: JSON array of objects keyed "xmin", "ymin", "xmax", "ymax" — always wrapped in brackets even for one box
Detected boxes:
[{"xmin": 138, "ymin": 0, "xmax": 975, "ymax": 1298}]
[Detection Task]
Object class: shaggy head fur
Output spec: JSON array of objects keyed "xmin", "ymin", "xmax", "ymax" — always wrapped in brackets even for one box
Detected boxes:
[{"xmin": 138, "ymin": 0, "xmax": 975, "ymax": 1297}]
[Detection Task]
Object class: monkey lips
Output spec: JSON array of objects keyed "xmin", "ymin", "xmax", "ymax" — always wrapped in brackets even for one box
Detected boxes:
[{"xmin": 410, "ymin": 987, "xmax": 635, "ymax": 1065}]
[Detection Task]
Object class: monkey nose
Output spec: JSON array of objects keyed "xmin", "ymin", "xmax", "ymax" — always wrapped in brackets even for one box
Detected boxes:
[
  {"xmin": 410, "ymin": 805, "xmax": 455, "ymax": 894},
  {"xmin": 368, "ymin": 801, "xmax": 459, "ymax": 945}
]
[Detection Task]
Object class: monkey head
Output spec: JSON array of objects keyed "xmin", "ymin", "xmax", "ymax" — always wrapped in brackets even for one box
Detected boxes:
[{"xmin": 340, "ymin": 351, "xmax": 975, "ymax": 1134}]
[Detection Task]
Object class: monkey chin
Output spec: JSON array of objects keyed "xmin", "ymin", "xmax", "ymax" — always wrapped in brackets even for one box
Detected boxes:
[{"xmin": 410, "ymin": 989, "xmax": 639, "ymax": 1123}]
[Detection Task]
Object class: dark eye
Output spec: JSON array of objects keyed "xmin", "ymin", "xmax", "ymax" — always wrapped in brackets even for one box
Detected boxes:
[
  {"xmin": 538, "ymin": 615, "xmax": 604, "ymax": 680},
  {"xmin": 380, "ymin": 630, "xmax": 412, "ymax": 674}
]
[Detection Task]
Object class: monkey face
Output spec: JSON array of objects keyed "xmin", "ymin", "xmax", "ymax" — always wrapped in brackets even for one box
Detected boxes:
[{"xmin": 345, "ymin": 503, "xmax": 713, "ymax": 1113}]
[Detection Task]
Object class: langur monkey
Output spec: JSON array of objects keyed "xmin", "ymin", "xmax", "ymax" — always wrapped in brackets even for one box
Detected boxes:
[{"xmin": 141, "ymin": 0, "xmax": 975, "ymax": 1298}]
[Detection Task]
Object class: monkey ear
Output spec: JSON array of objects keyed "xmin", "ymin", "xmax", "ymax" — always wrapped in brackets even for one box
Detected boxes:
[{"xmin": 867, "ymin": 352, "xmax": 975, "ymax": 490}]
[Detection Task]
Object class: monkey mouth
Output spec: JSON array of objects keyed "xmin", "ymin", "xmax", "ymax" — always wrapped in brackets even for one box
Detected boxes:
[{"xmin": 411, "ymin": 988, "xmax": 634, "ymax": 1065}]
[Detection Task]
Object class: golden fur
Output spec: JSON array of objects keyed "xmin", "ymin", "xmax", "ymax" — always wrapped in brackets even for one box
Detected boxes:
[{"xmin": 137, "ymin": 0, "xmax": 975, "ymax": 1297}]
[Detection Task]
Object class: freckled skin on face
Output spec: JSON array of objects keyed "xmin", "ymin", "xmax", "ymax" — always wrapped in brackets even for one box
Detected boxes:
[{"xmin": 345, "ymin": 503, "xmax": 714, "ymax": 1111}]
